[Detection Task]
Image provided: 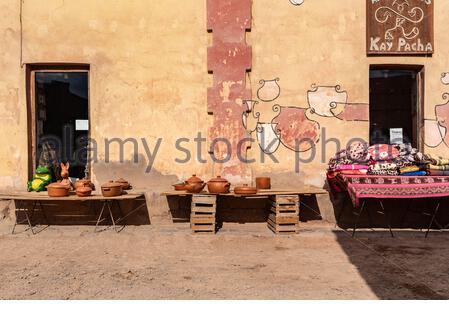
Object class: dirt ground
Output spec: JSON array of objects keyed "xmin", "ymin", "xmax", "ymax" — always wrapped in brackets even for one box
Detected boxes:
[{"xmin": 0, "ymin": 220, "xmax": 448, "ymax": 300}]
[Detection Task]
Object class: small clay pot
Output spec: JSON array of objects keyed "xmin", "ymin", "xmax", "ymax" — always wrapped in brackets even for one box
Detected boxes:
[
  {"xmin": 76, "ymin": 186, "xmax": 92, "ymax": 197},
  {"xmin": 101, "ymin": 181, "xmax": 123, "ymax": 197},
  {"xmin": 75, "ymin": 179, "xmax": 94, "ymax": 190},
  {"xmin": 256, "ymin": 177, "xmax": 271, "ymax": 190},
  {"xmin": 185, "ymin": 174, "xmax": 204, "ymax": 185},
  {"xmin": 207, "ymin": 176, "xmax": 231, "ymax": 194},
  {"xmin": 46, "ymin": 183, "xmax": 70, "ymax": 197},
  {"xmin": 115, "ymin": 178, "xmax": 131, "ymax": 190},
  {"xmin": 234, "ymin": 184, "xmax": 257, "ymax": 195},
  {"xmin": 185, "ymin": 182, "xmax": 206, "ymax": 194},
  {"xmin": 173, "ymin": 183, "xmax": 187, "ymax": 191}
]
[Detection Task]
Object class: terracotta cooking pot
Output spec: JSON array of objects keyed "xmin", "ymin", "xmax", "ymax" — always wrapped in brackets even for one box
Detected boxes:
[
  {"xmin": 76, "ymin": 186, "xmax": 92, "ymax": 197},
  {"xmin": 173, "ymin": 183, "xmax": 187, "ymax": 191},
  {"xmin": 184, "ymin": 182, "xmax": 206, "ymax": 194},
  {"xmin": 101, "ymin": 181, "xmax": 123, "ymax": 197},
  {"xmin": 46, "ymin": 183, "xmax": 70, "ymax": 197},
  {"xmin": 75, "ymin": 178, "xmax": 94, "ymax": 190},
  {"xmin": 207, "ymin": 176, "xmax": 231, "ymax": 194},
  {"xmin": 256, "ymin": 177, "xmax": 271, "ymax": 190},
  {"xmin": 115, "ymin": 178, "xmax": 131, "ymax": 190},
  {"xmin": 234, "ymin": 184, "xmax": 257, "ymax": 195},
  {"xmin": 184, "ymin": 174, "xmax": 206, "ymax": 193}
]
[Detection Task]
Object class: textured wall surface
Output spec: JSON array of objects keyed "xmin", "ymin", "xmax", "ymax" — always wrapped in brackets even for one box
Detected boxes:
[{"xmin": 0, "ymin": 0, "xmax": 449, "ymax": 195}]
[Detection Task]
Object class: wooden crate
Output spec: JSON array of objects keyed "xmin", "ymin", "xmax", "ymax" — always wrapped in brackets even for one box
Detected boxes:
[
  {"xmin": 267, "ymin": 213, "xmax": 299, "ymax": 234},
  {"xmin": 269, "ymin": 195, "xmax": 300, "ymax": 216},
  {"xmin": 268, "ymin": 195, "xmax": 300, "ymax": 234},
  {"xmin": 191, "ymin": 194, "xmax": 216, "ymax": 233}
]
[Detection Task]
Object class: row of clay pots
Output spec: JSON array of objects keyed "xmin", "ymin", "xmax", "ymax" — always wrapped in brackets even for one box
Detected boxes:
[
  {"xmin": 47, "ymin": 178, "xmax": 131, "ymax": 198},
  {"xmin": 173, "ymin": 175, "xmax": 271, "ymax": 195}
]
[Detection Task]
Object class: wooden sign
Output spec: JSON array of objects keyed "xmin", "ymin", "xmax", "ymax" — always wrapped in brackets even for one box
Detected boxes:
[{"xmin": 367, "ymin": 0, "xmax": 434, "ymax": 55}]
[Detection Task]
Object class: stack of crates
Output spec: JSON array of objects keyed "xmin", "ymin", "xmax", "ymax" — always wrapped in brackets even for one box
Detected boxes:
[
  {"xmin": 267, "ymin": 195, "xmax": 300, "ymax": 234},
  {"xmin": 190, "ymin": 194, "xmax": 217, "ymax": 233}
]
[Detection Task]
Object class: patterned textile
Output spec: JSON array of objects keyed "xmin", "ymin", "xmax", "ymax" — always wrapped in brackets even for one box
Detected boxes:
[
  {"xmin": 347, "ymin": 141, "xmax": 369, "ymax": 163},
  {"xmin": 399, "ymin": 165, "xmax": 420, "ymax": 174},
  {"xmin": 339, "ymin": 169, "xmax": 368, "ymax": 175},
  {"xmin": 428, "ymin": 170, "xmax": 449, "ymax": 176},
  {"xmin": 428, "ymin": 164, "xmax": 449, "ymax": 171},
  {"xmin": 368, "ymin": 144, "xmax": 400, "ymax": 161},
  {"xmin": 334, "ymin": 164, "xmax": 369, "ymax": 171},
  {"xmin": 333, "ymin": 174, "xmax": 449, "ymax": 207},
  {"xmin": 429, "ymin": 156, "xmax": 449, "ymax": 166},
  {"xmin": 400, "ymin": 171, "xmax": 427, "ymax": 176}
]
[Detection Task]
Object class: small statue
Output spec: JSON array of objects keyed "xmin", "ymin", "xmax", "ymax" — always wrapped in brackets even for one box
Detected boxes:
[{"xmin": 60, "ymin": 162, "xmax": 74, "ymax": 190}]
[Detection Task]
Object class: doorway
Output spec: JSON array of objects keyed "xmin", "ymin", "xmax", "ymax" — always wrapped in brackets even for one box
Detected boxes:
[
  {"xmin": 26, "ymin": 64, "xmax": 90, "ymax": 180},
  {"xmin": 369, "ymin": 65, "xmax": 424, "ymax": 150}
]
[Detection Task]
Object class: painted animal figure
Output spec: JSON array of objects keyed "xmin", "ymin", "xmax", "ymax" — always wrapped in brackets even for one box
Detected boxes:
[{"xmin": 60, "ymin": 162, "xmax": 74, "ymax": 190}]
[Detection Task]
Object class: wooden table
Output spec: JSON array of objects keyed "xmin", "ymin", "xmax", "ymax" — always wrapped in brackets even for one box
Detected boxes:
[
  {"xmin": 162, "ymin": 187, "xmax": 327, "ymax": 234},
  {"xmin": 0, "ymin": 192, "xmax": 146, "ymax": 234}
]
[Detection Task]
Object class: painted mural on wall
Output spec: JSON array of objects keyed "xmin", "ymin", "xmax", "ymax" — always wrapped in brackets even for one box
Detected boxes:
[
  {"xmin": 289, "ymin": 0, "xmax": 304, "ymax": 6},
  {"xmin": 425, "ymin": 74, "xmax": 449, "ymax": 148},
  {"xmin": 242, "ymin": 79, "xmax": 369, "ymax": 154}
]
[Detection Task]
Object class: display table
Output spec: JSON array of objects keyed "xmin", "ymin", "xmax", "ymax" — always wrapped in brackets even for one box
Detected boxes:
[
  {"xmin": 330, "ymin": 174, "xmax": 449, "ymax": 237},
  {"xmin": 162, "ymin": 187, "xmax": 327, "ymax": 234},
  {"xmin": 0, "ymin": 192, "xmax": 146, "ymax": 234}
]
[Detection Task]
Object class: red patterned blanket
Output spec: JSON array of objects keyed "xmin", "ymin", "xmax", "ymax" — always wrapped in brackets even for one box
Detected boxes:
[{"xmin": 330, "ymin": 174, "xmax": 449, "ymax": 207}]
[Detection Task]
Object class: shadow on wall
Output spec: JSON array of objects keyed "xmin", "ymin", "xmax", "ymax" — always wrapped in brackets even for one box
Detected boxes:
[{"xmin": 333, "ymin": 230, "xmax": 449, "ymax": 299}]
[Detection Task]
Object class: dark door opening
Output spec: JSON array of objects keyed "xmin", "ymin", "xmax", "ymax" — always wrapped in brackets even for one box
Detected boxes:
[
  {"xmin": 27, "ymin": 66, "xmax": 90, "ymax": 181},
  {"xmin": 369, "ymin": 66, "xmax": 424, "ymax": 149}
]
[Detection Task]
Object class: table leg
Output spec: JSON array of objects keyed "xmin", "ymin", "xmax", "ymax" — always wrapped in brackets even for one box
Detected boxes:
[
  {"xmin": 94, "ymin": 201, "xmax": 107, "ymax": 233},
  {"xmin": 425, "ymin": 202, "xmax": 441, "ymax": 238},
  {"xmin": 378, "ymin": 201, "xmax": 394, "ymax": 238},
  {"xmin": 352, "ymin": 200, "xmax": 366, "ymax": 238},
  {"xmin": 11, "ymin": 200, "xmax": 24, "ymax": 235}
]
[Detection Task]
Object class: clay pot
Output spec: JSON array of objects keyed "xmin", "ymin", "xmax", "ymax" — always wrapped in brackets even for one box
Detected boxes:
[
  {"xmin": 184, "ymin": 174, "xmax": 206, "ymax": 193},
  {"xmin": 184, "ymin": 182, "xmax": 206, "ymax": 194},
  {"xmin": 207, "ymin": 176, "xmax": 231, "ymax": 194},
  {"xmin": 256, "ymin": 177, "xmax": 271, "ymax": 190},
  {"xmin": 101, "ymin": 181, "xmax": 123, "ymax": 197},
  {"xmin": 76, "ymin": 186, "xmax": 92, "ymax": 197},
  {"xmin": 115, "ymin": 178, "xmax": 131, "ymax": 190},
  {"xmin": 234, "ymin": 184, "xmax": 257, "ymax": 195},
  {"xmin": 173, "ymin": 183, "xmax": 187, "ymax": 191},
  {"xmin": 75, "ymin": 178, "xmax": 94, "ymax": 190},
  {"xmin": 46, "ymin": 183, "xmax": 70, "ymax": 197}
]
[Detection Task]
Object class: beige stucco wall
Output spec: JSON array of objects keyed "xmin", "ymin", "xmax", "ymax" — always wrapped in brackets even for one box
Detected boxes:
[
  {"xmin": 250, "ymin": 0, "xmax": 449, "ymax": 187},
  {"xmin": 1, "ymin": 0, "xmax": 449, "ymax": 193}
]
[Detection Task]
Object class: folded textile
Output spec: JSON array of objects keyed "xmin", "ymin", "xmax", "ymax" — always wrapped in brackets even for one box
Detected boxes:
[
  {"xmin": 369, "ymin": 161, "xmax": 398, "ymax": 171},
  {"xmin": 429, "ymin": 156, "xmax": 449, "ymax": 166},
  {"xmin": 399, "ymin": 165, "xmax": 420, "ymax": 174},
  {"xmin": 427, "ymin": 169, "xmax": 449, "ymax": 176},
  {"xmin": 367, "ymin": 169, "xmax": 398, "ymax": 176},
  {"xmin": 368, "ymin": 144, "xmax": 400, "ymax": 161},
  {"xmin": 339, "ymin": 169, "xmax": 368, "ymax": 175},
  {"xmin": 346, "ymin": 141, "xmax": 370, "ymax": 163},
  {"xmin": 334, "ymin": 164, "xmax": 369, "ymax": 171},
  {"xmin": 428, "ymin": 164, "xmax": 449, "ymax": 171},
  {"xmin": 400, "ymin": 171, "xmax": 427, "ymax": 176}
]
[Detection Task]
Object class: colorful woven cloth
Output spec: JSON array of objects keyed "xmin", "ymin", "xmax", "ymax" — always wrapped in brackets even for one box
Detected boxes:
[
  {"xmin": 428, "ymin": 170, "xmax": 449, "ymax": 176},
  {"xmin": 430, "ymin": 156, "xmax": 449, "ymax": 166},
  {"xmin": 368, "ymin": 144, "xmax": 400, "ymax": 161},
  {"xmin": 400, "ymin": 171, "xmax": 427, "ymax": 176},
  {"xmin": 334, "ymin": 174, "xmax": 449, "ymax": 207},
  {"xmin": 399, "ymin": 165, "xmax": 420, "ymax": 174}
]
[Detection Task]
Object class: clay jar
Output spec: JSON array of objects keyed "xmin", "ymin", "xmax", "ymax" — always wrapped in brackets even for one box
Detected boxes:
[
  {"xmin": 256, "ymin": 177, "xmax": 271, "ymax": 190},
  {"xmin": 207, "ymin": 176, "xmax": 231, "ymax": 194},
  {"xmin": 46, "ymin": 183, "xmax": 70, "ymax": 197},
  {"xmin": 184, "ymin": 174, "xmax": 206, "ymax": 193},
  {"xmin": 172, "ymin": 183, "xmax": 187, "ymax": 191},
  {"xmin": 101, "ymin": 181, "xmax": 123, "ymax": 197}
]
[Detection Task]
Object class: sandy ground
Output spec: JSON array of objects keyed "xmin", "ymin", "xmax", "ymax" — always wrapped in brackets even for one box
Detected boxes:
[{"xmin": 0, "ymin": 220, "xmax": 448, "ymax": 300}]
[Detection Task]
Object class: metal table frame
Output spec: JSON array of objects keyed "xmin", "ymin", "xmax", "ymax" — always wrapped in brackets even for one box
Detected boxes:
[{"xmin": 2, "ymin": 193, "xmax": 146, "ymax": 235}]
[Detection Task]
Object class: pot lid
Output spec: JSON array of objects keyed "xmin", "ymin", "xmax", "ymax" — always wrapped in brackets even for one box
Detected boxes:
[
  {"xmin": 115, "ymin": 178, "xmax": 129, "ymax": 184},
  {"xmin": 186, "ymin": 174, "xmax": 203, "ymax": 184},
  {"xmin": 102, "ymin": 181, "xmax": 122, "ymax": 188},
  {"xmin": 77, "ymin": 186, "xmax": 92, "ymax": 192},
  {"xmin": 47, "ymin": 183, "xmax": 70, "ymax": 189},
  {"xmin": 208, "ymin": 175, "xmax": 229, "ymax": 183}
]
